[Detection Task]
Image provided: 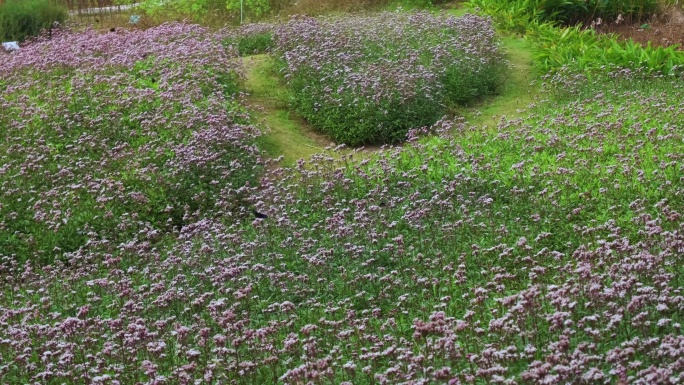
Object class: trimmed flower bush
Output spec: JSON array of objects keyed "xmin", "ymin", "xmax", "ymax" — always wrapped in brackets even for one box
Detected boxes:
[{"xmin": 273, "ymin": 12, "xmax": 508, "ymax": 146}]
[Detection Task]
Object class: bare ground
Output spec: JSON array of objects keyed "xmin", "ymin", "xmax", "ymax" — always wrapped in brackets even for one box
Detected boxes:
[{"xmin": 597, "ymin": 6, "xmax": 684, "ymax": 49}]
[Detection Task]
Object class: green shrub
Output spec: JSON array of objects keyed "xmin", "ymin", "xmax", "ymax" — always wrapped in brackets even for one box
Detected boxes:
[
  {"xmin": 0, "ymin": 0, "xmax": 67, "ymax": 42},
  {"xmin": 468, "ymin": 0, "xmax": 659, "ymax": 28},
  {"xmin": 540, "ymin": 0, "xmax": 659, "ymax": 24},
  {"xmin": 137, "ymin": 0, "xmax": 274, "ymax": 22},
  {"xmin": 467, "ymin": 0, "xmax": 544, "ymax": 34},
  {"xmin": 238, "ymin": 31, "xmax": 273, "ymax": 54},
  {"xmin": 531, "ymin": 23, "xmax": 684, "ymax": 75},
  {"xmin": 223, "ymin": 23, "xmax": 274, "ymax": 56}
]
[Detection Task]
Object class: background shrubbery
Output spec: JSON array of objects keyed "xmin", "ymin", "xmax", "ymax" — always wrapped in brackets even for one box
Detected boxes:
[
  {"xmin": 468, "ymin": 0, "xmax": 660, "ymax": 30},
  {"xmin": 273, "ymin": 13, "xmax": 507, "ymax": 145},
  {"xmin": 135, "ymin": 0, "xmax": 392, "ymax": 22},
  {"xmin": 92, "ymin": 0, "xmax": 452, "ymax": 25},
  {"xmin": 468, "ymin": 0, "xmax": 684, "ymax": 76},
  {"xmin": 0, "ymin": 0, "xmax": 68, "ymax": 42},
  {"xmin": 531, "ymin": 23, "xmax": 684, "ymax": 75}
]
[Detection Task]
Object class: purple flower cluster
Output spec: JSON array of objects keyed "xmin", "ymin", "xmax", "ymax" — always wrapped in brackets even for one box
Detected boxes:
[
  {"xmin": 273, "ymin": 12, "xmax": 507, "ymax": 145},
  {"xmin": 0, "ymin": 23, "xmax": 261, "ymax": 263}
]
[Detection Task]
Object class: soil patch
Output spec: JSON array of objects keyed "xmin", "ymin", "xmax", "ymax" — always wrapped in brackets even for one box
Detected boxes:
[{"xmin": 597, "ymin": 7, "xmax": 684, "ymax": 49}]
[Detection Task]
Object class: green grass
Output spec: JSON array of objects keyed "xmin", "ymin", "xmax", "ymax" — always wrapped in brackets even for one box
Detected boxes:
[
  {"xmin": 451, "ymin": 35, "xmax": 540, "ymax": 131},
  {"xmin": 243, "ymin": 55, "xmax": 334, "ymax": 165}
]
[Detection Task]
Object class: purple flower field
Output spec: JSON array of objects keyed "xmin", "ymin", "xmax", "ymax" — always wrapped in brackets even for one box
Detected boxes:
[
  {"xmin": 0, "ymin": 23, "xmax": 261, "ymax": 264},
  {"xmin": 1, "ymin": 15, "xmax": 684, "ymax": 385}
]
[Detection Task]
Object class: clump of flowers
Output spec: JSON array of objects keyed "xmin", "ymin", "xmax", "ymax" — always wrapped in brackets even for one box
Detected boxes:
[
  {"xmin": 273, "ymin": 12, "xmax": 507, "ymax": 146},
  {"xmin": 0, "ymin": 23, "xmax": 261, "ymax": 264}
]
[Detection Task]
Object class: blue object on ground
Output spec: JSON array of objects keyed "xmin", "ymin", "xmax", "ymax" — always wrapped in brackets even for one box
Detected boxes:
[{"xmin": 2, "ymin": 41, "xmax": 19, "ymax": 51}]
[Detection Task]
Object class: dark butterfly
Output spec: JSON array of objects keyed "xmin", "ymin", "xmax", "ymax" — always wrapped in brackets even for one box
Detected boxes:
[{"xmin": 252, "ymin": 210, "xmax": 268, "ymax": 219}]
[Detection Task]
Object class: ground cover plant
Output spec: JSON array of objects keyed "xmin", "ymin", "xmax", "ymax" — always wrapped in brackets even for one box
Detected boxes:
[
  {"xmin": 530, "ymin": 23, "xmax": 684, "ymax": 75},
  {"xmin": 273, "ymin": 12, "xmax": 507, "ymax": 146},
  {"xmin": 1, "ymin": 45, "xmax": 684, "ymax": 383},
  {"xmin": 0, "ymin": 23, "xmax": 261, "ymax": 265}
]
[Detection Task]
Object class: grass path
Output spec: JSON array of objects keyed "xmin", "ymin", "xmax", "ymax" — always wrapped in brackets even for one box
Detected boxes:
[
  {"xmin": 241, "ymin": 54, "xmax": 334, "ymax": 166},
  {"xmin": 454, "ymin": 36, "xmax": 540, "ymax": 131},
  {"xmin": 241, "ymin": 36, "xmax": 538, "ymax": 165}
]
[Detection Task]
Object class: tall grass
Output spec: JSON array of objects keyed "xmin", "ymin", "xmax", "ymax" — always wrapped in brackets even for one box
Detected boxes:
[{"xmin": 0, "ymin": 0, "xmax": 68, "ymax": 42}]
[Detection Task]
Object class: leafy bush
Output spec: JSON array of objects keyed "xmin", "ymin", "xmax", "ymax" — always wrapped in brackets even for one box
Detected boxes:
[
  {"xmin": 540, "ymin": 0, "xmax": 659, "ymax": 24},
  {"xmin": 0, "ymin": 0, "xmax": 67, "ymax": 42},
  {"xmin": 467, "ymin": 0, "xmax": 682, "ymax": 76},
  {"xmin": 273, "ymin": 12, "xmax": 507, "ymax": 146},
  {"xmin": 468, "ymin": 0, "xmax": 659, "ymax": 28},
  {"xmin": 225, "ymin": 0, "xmax": 271, "ymax": 19},
  {"xmin": 279, "ymin": 0, "xmax": 387, "ymax": 15},
  {"xmin": 137, "ymin": 0, "xmax": 285, "ymax": 22},
  {"xmin": 467, "ymin": 0, "xmax": 545, "ymax": 34},
  {"xmin": 223, "ymin": 23, "xmax": 274, "ymax": 55},
  {"xmin": 136, "ymin": 0, "xmax": 229, "ymax": 21},
  {"xmin": 0, "ymin": 23, "xmax": 261, "ymax": 264},
  {"xmin": 531, "ymin": 23, "xmax": 684, "ymax": 75}
]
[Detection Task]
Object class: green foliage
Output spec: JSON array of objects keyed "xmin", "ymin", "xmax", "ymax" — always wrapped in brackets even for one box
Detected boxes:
[
  {"xmin": 236, "ymin": 31, "xmax": 273, "ymax": 54},
  {"xmin": 467, "ymin": 0, "xmax": 659, "ymax": 28},
  {"xmin": 467, "ymin": 0, "xmax": 681, "ymax": 76},
  {"xmin": 137, "ymin": 0, "xmax": 273, "ymax": 21},
  {"xmin": 224, "ymin": 27, "xmax": 274, "ymax": 55},
  {"xmin": 0, "ymin": 0, "xmax": 67, "ymax": 42},
  {"xmin": 389, "ymin": 0, "xmax": 444, "ymax": 8},
  {"xmin": 530, "ymin": 23, "xmax": 684, "ymax": 75},
  {"xmin": 567, "ymin": 0, "xmax": 659, "ymax": 24},
  {"xmin": 467, "ymin": 0, "xmax": 545, "ymax": 34},
  {"xmin": 226, "ymin": 0, "xmax": 270, "ymax": 19},
  {"xmin": 138, "ymin": 0, "xmax": 226, "ymax": 18}
]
